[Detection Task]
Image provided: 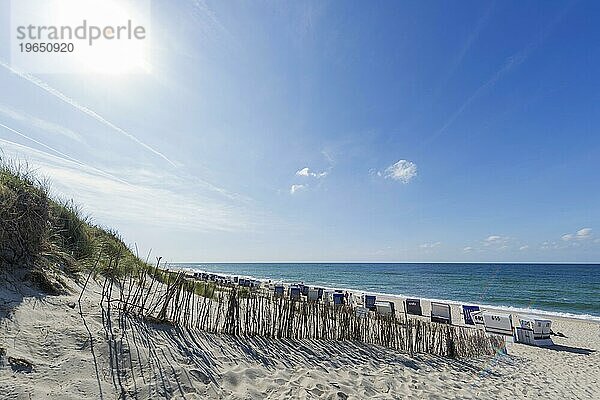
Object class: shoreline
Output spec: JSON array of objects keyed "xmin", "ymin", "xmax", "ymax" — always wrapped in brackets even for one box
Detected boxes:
[{"xmin": 175, "ymin": 265, "xmax": 600, "ymax": 324}]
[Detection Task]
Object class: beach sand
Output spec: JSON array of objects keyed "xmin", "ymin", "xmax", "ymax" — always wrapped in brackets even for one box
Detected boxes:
[{"xmin": 1, "ymin": 277, "xmax": 599, "ymax": 399}]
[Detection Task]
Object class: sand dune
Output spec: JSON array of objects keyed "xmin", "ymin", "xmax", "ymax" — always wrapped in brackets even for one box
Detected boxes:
[{"xmin": 1, "ymin": 277, "xmax": 599, "ymax": 399}]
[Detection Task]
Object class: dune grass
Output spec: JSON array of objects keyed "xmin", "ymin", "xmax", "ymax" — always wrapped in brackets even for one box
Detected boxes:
[{"xmin": 0, "ymin": 156, "xmax": 150, "ymax": 292}]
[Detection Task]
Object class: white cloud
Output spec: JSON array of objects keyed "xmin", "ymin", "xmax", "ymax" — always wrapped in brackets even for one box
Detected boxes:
[
  {"xmin": 519, "ymin": 245, "xmax": 529, "ymax": 251},
  {"xmin": 479, "ymin": 234, "xmax": 514, "ymax": 251},
  {"xmin": 290, "ymin": 184, "xmax": 306, "ymax": 194},
  {"xmin": 296, "ymin": 167, "xmax": 328, "ymax": 178},
  {"xmin": 420, "ymin": 242, "xmax": 441, "ymax": 249},
  {"xmin": 485, "ymin": 235, "xmax": 502, "ymax": 243},
  {"xmin": 291, "ymin": 165, "xmax": 329, "ymax": 194},
  {"xmin": 463, "ymin": 246, "xmax": 473, "ymax": 252},
  {"xmin": 541, "ymin": 241, "xmax": 560, "ymax": 250},
  {"xmin": 562, "ymin": 228, "xmax": 593, "ymax": 241},
  {"xmin": 576, "ymin": 228, "xmax": 592, "ymax": 239},
  {"xmin": 483, "ymin": 235, "xmax": 508, "ymax": 246},
  {"xmin": 381, "ymin": 160, "xmax": 417, "ymax": 183}
]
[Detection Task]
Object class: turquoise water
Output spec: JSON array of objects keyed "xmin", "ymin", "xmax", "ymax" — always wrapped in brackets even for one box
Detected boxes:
[{"xmin": 174, "ymin": 263, "xmax": 600, "ymax": 321}]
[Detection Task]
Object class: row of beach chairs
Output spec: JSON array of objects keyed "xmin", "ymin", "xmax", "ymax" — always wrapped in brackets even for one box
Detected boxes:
[
  {"xmin": 189, "ymin": 271, "xmax": 262, "ymax": 288},
  {"xmin": 187, "ymin": 271, "xmax": 553, "ymax": 347},
  {"xmin": 275, "ymin": 284, "xmax": 349, "ymax": 306},
  {"xmin": 281, "ymin": 287, "xmax": 554, "ymax": 346},
  {"xmin": 373, "ymin": 297, "xmax": 553, "ymax": 346}
]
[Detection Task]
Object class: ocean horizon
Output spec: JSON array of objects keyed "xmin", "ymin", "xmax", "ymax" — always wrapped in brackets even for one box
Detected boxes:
[{"xmin": 174, "ymin": 262, "xmax": 600, "ymax": 322}]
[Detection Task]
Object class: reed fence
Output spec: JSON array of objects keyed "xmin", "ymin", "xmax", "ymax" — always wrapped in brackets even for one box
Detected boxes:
[{"xmin": 97, "ymin": 267, "xmax": 504, "ymax": 359}]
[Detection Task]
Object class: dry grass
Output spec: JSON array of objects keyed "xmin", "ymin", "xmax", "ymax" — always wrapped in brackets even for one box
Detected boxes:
[
  {"xmin": 0, "ymin": 156, "xmax": 151, "ymax": 293},
  {"xmin": 0, "ymin": 159, "xmax": 50, "ymax": 268}
]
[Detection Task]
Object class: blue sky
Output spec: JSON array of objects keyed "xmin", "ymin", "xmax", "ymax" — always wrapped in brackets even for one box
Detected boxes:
[{"xmin": 1, "ymin": 0, "xmax": 599, "ymax": 262}]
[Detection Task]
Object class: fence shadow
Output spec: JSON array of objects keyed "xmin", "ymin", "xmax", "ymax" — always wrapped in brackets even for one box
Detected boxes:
[
  {"xmin": 92, "ymin": 271, "xmax": 510, "ymax": 397},
  {"xmin": 545, "ymin": 344, "xmax": 595, "ymax": 355},
  {"xmin": 108, "ymin": 316, "xmax": 506, "ymax": 391},
  {"xmin": 0, "ymin": 271, "xmax": 46, "ymax": 324}
]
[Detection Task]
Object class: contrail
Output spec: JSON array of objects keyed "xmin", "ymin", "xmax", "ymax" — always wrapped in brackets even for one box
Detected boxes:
[
  {"xmin": 0, "ymin": 122, "xmax": 131, "ymax": 185},
  {"xmin": 426, "ymin": 56, "xmax": 518, "ymax": 144},
  {"xmin": 0, "ymin": 60, "xmax": 178, "ymax": 167},
  {"xmin": 1, "ymin": 61, "xmax": 245, "ymax": 201},
  {"xmin": 1, "ymin": 120, "xmax": 244, "ymax": 201}
]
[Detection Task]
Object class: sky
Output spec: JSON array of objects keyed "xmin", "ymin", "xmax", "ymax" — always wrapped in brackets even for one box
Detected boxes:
[{"xmin": 0, "ymin": 0, "xmax": 599, "ymax": 263}]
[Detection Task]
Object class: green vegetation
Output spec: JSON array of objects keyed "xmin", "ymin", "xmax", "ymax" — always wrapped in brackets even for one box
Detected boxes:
[
  {"xmin": 151, "ymin": 267, "xmax": 219, "ymax": 299},
  {"xmin": 194, "ymin": 281, "xmax": 217, "ymax": 298},
  {"xmin": 0, "ymin": 157, "xmax": 150, "ymax": 293}
]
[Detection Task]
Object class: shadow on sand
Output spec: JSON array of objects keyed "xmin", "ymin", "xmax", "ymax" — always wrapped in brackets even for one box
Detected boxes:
[
  {"xmin": 545, "ymin": 344, "xmax": 596, "ymax": 355},
  {"xmin": 92, "ymin": 306, "xmax": 509, "ymax": 399},
  {"xmin": 0, "ymin": 271, "xmax": 50, "ymax": 327}
]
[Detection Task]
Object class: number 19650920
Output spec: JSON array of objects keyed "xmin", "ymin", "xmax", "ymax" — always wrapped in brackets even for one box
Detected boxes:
[{"xmin": 19, "ymin": 42, "xmax": 74, "ymax": 52}]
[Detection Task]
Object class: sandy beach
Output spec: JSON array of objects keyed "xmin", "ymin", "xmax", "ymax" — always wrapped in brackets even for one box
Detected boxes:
[
  {"xmin": 1, "ymin": 276, "xmax": 599, "ymax": 399},
  {"xmin": 2, "ymin": 0, "xmax": 600, "ymax": 398}
]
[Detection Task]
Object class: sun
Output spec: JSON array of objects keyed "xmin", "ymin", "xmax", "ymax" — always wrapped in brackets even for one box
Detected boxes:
[{"xmin": 52, "ymin": 0, "xmax": 151, "ymax": 74}]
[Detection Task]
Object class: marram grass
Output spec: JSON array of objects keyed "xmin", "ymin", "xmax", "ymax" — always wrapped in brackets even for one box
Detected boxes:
[{"xmin": 0, "ymin": 156, "xmax": 151, "ymax": 292}]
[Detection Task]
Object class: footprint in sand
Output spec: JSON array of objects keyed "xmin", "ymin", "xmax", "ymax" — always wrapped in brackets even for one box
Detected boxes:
[
  {"xmin": 337, "ymin": 391, "xmax": 349, "ymax": 399},
  {"xmin": 189, "ymin": 369, "xmax": 212, "ymax": 385}
]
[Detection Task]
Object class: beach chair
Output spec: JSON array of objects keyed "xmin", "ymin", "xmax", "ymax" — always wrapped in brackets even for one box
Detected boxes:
[
  {"xmin": 482, "ymin": 312, "xmax": 513, "ymax": 336},
  {"xmin": 274, "ymin": 285, "xmax": 284, "ymax": 297},
  {"xmin": 332, "ymin": 292, "xmax": 344, "ymax": 306},
  {"xmin": 462, "ymin": 305, "xmax": 480, "ymax": 325},
  {"xmin": 470, "ymin": 310, "xmax": 485, "ymax": 328},
  {"xmin": 514, "ymin": 316, "xmax": 553, "ymax": 346},
  {"xmin": 363, "ymin": 294, "xmax": 377, "ymax": 311},
  {"xmin": 375, "ymin": 301, "xmax": 394, "ymax": 316},
  {"xmin": 405, "ymin": 298, "xmax": 422, "ymax": 316},
  {"xmin": 289, "ymin": 286, "xmax": 301, "ymax": 300},
  {"xmin": 300, "ymin": 285, "xmax": 309, "ymax": 296},
  {"xmin": 307, "ymin": 288, "xmax": 319, "ymax": 301},
  {"xmin": 430, "ymin": 302, "xmax": 452, "ymax": 324},
  {"xmin": 355, "ymin": 306, "xmax": 369, "ymax": 318}
]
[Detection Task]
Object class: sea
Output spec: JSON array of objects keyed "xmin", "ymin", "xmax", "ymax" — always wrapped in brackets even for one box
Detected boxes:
[{"xmin": 173, "ymin": 263, "xmax": 600, "ymax": 322}]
